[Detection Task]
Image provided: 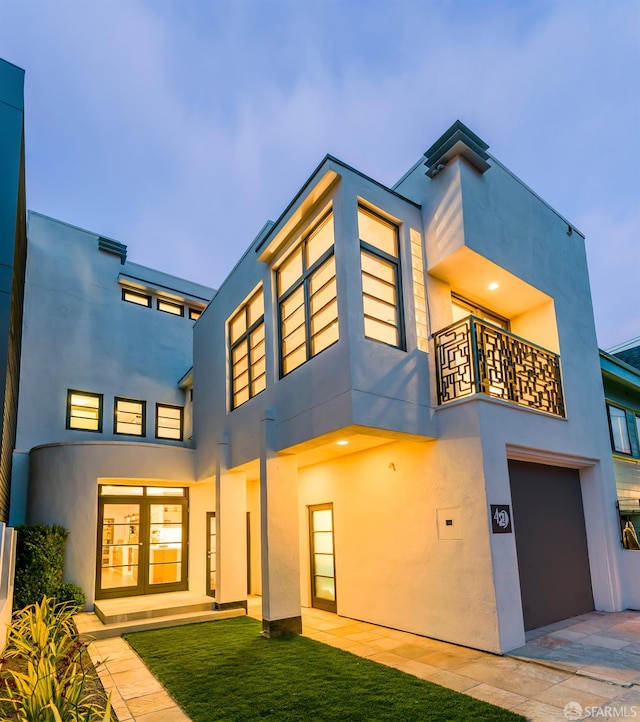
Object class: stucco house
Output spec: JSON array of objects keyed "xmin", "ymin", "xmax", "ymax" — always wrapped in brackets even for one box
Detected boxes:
[{"xmin": 7, "ymin": 117, "xmax": 635, "ymax": 655}]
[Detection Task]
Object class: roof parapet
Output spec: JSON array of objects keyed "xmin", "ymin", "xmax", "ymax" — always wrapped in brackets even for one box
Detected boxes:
[{"xmin": 424, "ymin": 120, "xmax": 490, "ymax": 178}]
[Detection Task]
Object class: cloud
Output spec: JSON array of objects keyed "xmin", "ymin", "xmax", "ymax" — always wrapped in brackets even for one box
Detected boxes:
[{"xmin": 0, "ymin": 0, "xmax": 637, "ymax": 343}]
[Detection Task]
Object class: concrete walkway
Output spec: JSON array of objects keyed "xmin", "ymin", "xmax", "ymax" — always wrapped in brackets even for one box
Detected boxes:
[
  {"xmin": 87, "ymin": 597, "xmax": 640, "ymax": 721},
  {"xmin": 248, "ymin": 599, "xmax": 640, "ymax": 721},
  {"xmin": 87, "ymin": 636, "xmax": 190, "ymax": 722}
]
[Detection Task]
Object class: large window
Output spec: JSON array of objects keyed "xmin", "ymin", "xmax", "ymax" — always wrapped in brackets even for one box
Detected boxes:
[
  {"xmin": 358, "ymin": 206, "xmax": 404, "ymax": 348},
  {"xmin": 229, "ymin": 288, "xmax": 266, "ymax": 408},
  {"xmin": 277, "ymin": 212, "xmax": 338, "ymax": 376},
  {"xmin": 67, "ymin": 390, "xmax": 103, "ymax": 432},
  {"xmin": 608, "ymin": 404, "xmax": 632, "ymax": 454},
  {"xmin": 114, "ymin": 397, "xmax": 145, "ymax": 436}
]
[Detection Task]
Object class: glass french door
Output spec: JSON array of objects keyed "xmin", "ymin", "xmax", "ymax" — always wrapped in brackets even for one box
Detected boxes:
[
  {"xmin": 97, "ymin": 486, "xmax": 188, "ymax": 599},
  {"xmin": 309, "ymin": 504, "xmax": 336, "ymax": 612},
  {"xmin": 206, "ymin": 512, "xmax": 216, "ymax": 597}
]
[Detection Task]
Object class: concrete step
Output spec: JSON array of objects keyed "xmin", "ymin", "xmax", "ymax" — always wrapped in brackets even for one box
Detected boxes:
[
  {"xmin": 75, "ymin": 607, "xmax": 245, "ymax": 640},
  {"xmin": 94, "ymin": 597, "xmax": 215, "ymax": 625}
]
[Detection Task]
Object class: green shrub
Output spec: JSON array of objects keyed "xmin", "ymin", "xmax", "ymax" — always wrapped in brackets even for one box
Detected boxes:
[
  {"xmin": 13, "ymin": 525, "xmax": 85, "ymax": 611},
  {"xmin": 0, "ymin": 597, "xmax": 112, "ymax": 721},
  {"xmin": 54, "ymin": 583, "xmax": 86, "ymax": 613}
]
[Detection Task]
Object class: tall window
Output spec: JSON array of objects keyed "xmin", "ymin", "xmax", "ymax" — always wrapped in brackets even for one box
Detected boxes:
[
  {"xmin": 114, "ymin": 397, "xmax": 145, "ymax": 436},
  {"xmin": 277, "ymin": 212, "xmax": 338, "ymax": 376},
  {"xmin": 608, "ymin": 405, "xmax": 631, "ymax": 454},
  {"xmin": 156, "ymin": 404, "xmax": 183, "ymax": 440},
  {"xmin": 229, "ymin": 287, "xmax": 266, "ymax": 408},
  {"xmin": 358, "ymin": 206, "xmax": 404, "ymax": 348},
  {"xmin": 67, "ymin": 390, "xmax": 103, "ymax": 432}
]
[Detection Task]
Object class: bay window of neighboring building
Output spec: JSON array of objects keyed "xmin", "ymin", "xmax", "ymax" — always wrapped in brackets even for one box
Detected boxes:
[
  {"xmin": 277, "ymin": 211, "xmax": 338, "ymax": 376},
  {"xmin": 67, "ymin": 390, "xmax": 103, "ymax": 432},
  {"xmin": 229, "ymin": 287, "xmax": 266, "ymax": 408},
  {"xmin": 114, "ymin": 397, "xmax": 145, "ymax": 436},
  {"xmin": 608, "ymin": 404, "xmax": 632, "ymax": 455},
  {"xmin": 358, "ymin": 205, "xmax": 404, "ymax": 349}
]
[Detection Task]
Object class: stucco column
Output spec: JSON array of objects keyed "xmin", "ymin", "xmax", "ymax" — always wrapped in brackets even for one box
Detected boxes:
[
  {"xmin": 260, "ymin": 413, "xmax": 302, "ymax": 637},
  {"xmin": 215, "ymin": 440, "xmax": 247, "ymax": 611}
]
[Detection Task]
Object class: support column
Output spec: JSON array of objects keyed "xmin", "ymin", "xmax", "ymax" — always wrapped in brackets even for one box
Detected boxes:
[
  {"xmin": 260, "ymin": 413, "xmax": 302, "ymax": 637},
  {"xmin": 215, "ymin": 440, "xmax": 247, "ymax": 611}
]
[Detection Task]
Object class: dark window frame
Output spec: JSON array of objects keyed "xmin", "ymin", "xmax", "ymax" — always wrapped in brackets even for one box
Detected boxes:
[
  {"xmin": 277, "ymin": 210, "xmax": 338, "ymax": 378},
  {"xmin": 229, "ymin": 288, "xmax": 266, "ymax": 409},
  {"xmin": 155, "ymin": 402, "xmax": 184, "ymax": 441},
  {"xmin": 189, "ymin": 308, "xmax": 202, "ymax": 321},
  {"xmin": 66, "ymin": 389, "xmax": 103, "ymax": 433},
  {"xmin": 113, "ymin": 396, "xmax": 146, "ymax": 437},
  {"xmin": 157, "ymin": 299, "xmax": 184, "ymax": 317},
  {"xmin": 607, "ymin": 403, "xmax": 633, "ymax": 456},
  {"xmin": 358, "ymin": 205, "xmax": 405, "ymax": 350},
  {"xmin": 122, "ymin": 288, "xmax": 151, "ymax": 308}
]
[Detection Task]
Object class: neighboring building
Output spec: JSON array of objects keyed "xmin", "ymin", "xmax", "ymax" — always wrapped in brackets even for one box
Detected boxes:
[
  {"xmin": 601, "ymin": 339, "xmax": 640, "ymax": 607},
  {"xmin": 10, "ymin": 119, "xmax": 633, "ymax": 655},
  {"xmin": 0, "ymin": 59, "xmax": 27, "ymax": 523}
]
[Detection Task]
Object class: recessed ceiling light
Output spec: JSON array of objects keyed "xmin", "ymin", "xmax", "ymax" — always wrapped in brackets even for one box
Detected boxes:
[
  {"xmin": 488, "ymin": 282, "xmax": 499, "ymax": 291},
  {"xmin": 336, "ymin": 440, "xmax": 348, "ymax": 446}
]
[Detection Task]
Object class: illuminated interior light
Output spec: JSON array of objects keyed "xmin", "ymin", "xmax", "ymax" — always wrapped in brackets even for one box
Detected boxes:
[
  {"xmin": 336, "ymin": 440, "xmax": 348, "ymax": 446},
  {"xmin": 488, "ymin": 282, "xmax": 499, "ymax": 291}
]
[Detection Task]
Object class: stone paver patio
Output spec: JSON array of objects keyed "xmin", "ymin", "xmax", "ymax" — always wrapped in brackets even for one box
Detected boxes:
[{"xmin": 87, "ymin": 597, "xmax": 640, "ymax": 721}]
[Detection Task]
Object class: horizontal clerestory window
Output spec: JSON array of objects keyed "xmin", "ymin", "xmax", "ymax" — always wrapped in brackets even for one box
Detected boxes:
[
  {"xmin": 157, "ymin": 299, "xmax": 184, "ymax": 316},
  {"xmin": 358, "ymin": 206, "xmax": 404, "ymax": 349},
  {"xmin": 229, "ymin": 287, "xmax": 267, "ymax": 409},
  {"xmin": 67, "ymin": 390, "xmax": 103, "ymax": 432},
  {"xmin": 277, "ymin": 211, "xmax": 338, "ymax": 376},
  {"xmin": 122, "ymin": 289, "xmax": 151, "ymax": 307},
  {"xmin": 114, "ymin": 397, "xmax": 145, "ymax": 436}
]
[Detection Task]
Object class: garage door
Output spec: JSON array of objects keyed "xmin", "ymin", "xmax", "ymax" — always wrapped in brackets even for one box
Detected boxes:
[{"xmin": 508, "ymin": 460, "xmax": 594, "ymax": 631}]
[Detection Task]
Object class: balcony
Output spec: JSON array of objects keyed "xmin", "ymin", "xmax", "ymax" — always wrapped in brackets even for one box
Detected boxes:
[{"xmin": 434, "ymin": 316, "xmax": 565, "ymax": 417}]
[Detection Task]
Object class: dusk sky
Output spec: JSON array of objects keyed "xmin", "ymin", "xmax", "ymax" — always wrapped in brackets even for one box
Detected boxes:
[{"xmin": 1, "ymin": 0, "xmax": 638, "ymax": 348}]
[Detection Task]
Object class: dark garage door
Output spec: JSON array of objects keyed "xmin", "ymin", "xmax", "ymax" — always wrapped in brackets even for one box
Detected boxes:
[{"xmin": 508, "ymin": 460, "xmax": 594, "ymax": 631}]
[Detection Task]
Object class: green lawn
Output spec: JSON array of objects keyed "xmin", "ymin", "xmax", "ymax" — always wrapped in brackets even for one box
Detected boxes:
[{"xmin": 125, "ymin": 617, "xmax": 525, "ymax": 722}]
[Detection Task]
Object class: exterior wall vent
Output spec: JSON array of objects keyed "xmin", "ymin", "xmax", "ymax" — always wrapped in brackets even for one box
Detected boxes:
[
  {"xmin": 98, "ymin": 236, "xmax": 127, "ymax": 264},
  {"xmin": 424, "ymin": 120, "xmax": 491, "ymax": 177}
]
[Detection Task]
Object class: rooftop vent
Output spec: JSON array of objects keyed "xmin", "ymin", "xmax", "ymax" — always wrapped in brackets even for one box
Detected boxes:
[
  {"xmin": 98, "ymin": 236, "xmax": 127, "ymax": 264},
  {"xmin": 424, "ymin": 120, "xmax": 490, "ymax": 178}
]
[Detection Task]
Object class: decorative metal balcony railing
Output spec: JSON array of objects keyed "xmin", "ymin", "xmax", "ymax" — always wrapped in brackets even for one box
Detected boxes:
[{"xmin": 434, "ymin": 316, "xmax": 565, "ymax": 417}]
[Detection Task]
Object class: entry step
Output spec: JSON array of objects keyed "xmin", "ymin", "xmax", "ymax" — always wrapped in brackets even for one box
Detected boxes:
[
  {"xmin": 75, "ymin": 607, "xmax": 245, "ymax": 639},
  {"xmin": 93, "ymin": 591, "xmax": 218, "ymax": 625}
]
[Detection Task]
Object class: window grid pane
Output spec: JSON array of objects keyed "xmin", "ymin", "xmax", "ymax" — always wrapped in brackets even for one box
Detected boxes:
[
  {"xmin": 157, "ymin": 404, "xmax": 183, "ymax": 440},
  {"xmin": 68, "ymin": 392, "xmax": 101, "ymax": 431},
  {"xmin": 115, "ymin": 398, "xmax": 144, "ymax": 436},
  {"xmin": 361, "ymin": 244, "xmax": 402, "ymax": 348},
  {"xmin": 123, "ymin": 290, "xmax": 151, "ymax": 307},
  {"xmin": 277, "ymin": 213, "xmax": 337, "ymax": 377},
  {"xmin": 229, "ymin": 288, "xmax": 266, "ymax": 409},
  {"xmin": 157, "ymin": 300, "xmax": 184, "ymax": 316}
]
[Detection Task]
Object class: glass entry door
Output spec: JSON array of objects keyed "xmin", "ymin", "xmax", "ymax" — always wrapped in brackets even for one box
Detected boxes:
[
  {"xmin": 309, "ymin": 504, "xmax": 336, "ymax": 612},
  {"xmin": 97, "ymin": 486, "xmax": 188, "ymax": 599}
]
